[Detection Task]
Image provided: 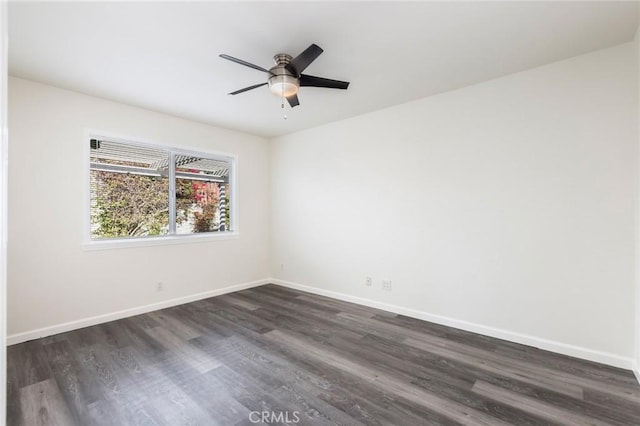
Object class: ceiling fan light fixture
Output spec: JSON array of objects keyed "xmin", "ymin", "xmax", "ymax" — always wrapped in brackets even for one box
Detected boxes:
[
  {"xmin": 220, "ymin": 44, "xmax": 350, "ymax": 108},
  {"xmin": 268, "ymin": 74, "xmax": 299, "ymax": 97}
]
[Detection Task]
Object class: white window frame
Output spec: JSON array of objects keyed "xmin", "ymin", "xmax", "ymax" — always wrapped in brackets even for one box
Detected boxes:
[{"xmin": 83, "ymin": 130, "xmax": 239, "ymax": 250}]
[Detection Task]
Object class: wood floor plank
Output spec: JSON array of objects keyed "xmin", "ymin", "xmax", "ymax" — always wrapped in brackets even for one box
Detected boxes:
[
  {"xmin": 472, "ymin": 380, "xmax": 614, "ymax": 426},
  {"xmin": 116, "ymin": 318, "xmax": 168, "ymax": 357},
  {"xmin": 234, "ymin": 291, "xmax": 351, "ymax": 328},
  {"xmin": 230, "ymin": 331, "xmax": 455, "ymax": 425},
  {"xmin": 18, "ymin": 379, "xmax": 76, "ymax": 426},
  {"xmin": 216, "ymin": 294, "xmax": 260, "ymax": 311},
  {"xmin": 7, "ymin": 341, "xmax": 52, "ymax": 389},
  {"xmin": 338, "ymin": 312, "xmax": 587, "ymax": 399},
  {"xmin": 143, "ymin": 327, "xmax": 220, "ymax": 374},
  {"xmin": 477, "ymin": 375, "xmax": 640, "ymax": 426},
  {"xmin": 404, "ymin": 335, "xmax": 585, "ymax": 399},
  {"xmin": 407, "ymin": 330, "xmax": 640, "ymax": 403},
  {"xmin": 146, "ymin": 310, "xmax": 202, "ymax": 341},
  {"xmin": 264, "ymin": 329, "xmax": 513, "ymax": 426},
  {"xmin": 373, "ymin": 313, "xmax": 501, "ymax": 352},
  {"xmin": 42, "ymin": 339, "xmax": 100, "ymax": 425},
  {"xmin": 494, "ymin": 344, "xmax": 640, "ymax": 388},
  {"xmin": 7, "ymin": 284, "xmax": 640, "ymax": 425},
  {"xmin": 201, "ymin": 334, "xmax": 432, "ymax": 425},
  {"xmin": 294, "ymin": 294, "xmax": 395, "ymax": 319}
]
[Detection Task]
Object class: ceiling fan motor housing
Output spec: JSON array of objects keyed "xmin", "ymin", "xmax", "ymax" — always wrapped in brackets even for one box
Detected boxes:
[{"xmin": 269, "ymin": 54, "xmax": 299, "ymax": 97}]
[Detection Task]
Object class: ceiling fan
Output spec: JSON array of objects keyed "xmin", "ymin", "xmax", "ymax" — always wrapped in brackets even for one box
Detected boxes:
[{"xmin": 219, "ymin": 44, "xmax": 350, "ymax": 108}]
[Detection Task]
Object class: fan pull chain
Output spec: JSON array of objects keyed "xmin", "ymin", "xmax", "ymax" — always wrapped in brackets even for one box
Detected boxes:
[{"xmin": 281, "ymin": 81, "xmax": 287, "ymax": 120}]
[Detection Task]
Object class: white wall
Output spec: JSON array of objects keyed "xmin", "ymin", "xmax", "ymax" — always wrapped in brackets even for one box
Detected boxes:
[
  {"xmin": 270, "ymin": 43, "xmax": 637, "ymax": 367},
  {"xmin": 7, "ymin": 77, "xmax": 270, "ymax": 338}
]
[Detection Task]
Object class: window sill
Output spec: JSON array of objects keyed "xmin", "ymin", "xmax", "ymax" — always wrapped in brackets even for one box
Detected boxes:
[{"xmin": 82, "ymin": 232, "xmax": 239, "ymax": 251}]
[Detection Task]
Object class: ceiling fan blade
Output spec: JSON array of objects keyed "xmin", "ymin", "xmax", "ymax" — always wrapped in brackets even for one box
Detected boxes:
[
  {"xmin": 228, "ymin": 82, "xmax": 268, "ymax": 95},
  {"xmin": 286, "ymin": 44, "xmax": 323, "ymax": 76},
  {"xmin": 286, "ymin": 94, "xmax": 300, "ymax": 108},
  {"xmin": 219, "ymin": 54, "xmax": 273, "ymax": 74},
  {"xmin": 300, "ymin": 74, "xmax": 350, "ymax": 90}
]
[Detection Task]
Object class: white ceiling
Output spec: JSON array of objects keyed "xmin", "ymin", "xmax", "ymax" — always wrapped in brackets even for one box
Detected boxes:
[{"xmin": 8, "ymin": 1, "xmax": 640, "ymax": 138}]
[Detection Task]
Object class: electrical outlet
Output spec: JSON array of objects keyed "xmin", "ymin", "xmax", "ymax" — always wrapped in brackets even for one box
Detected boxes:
[
  {"xmin": 156, "ymin": 282, "xmax": 164, "ymax": 292},
  {"xmin": 382, "ymin": 280, "xmax": 392, "ymax": 291},
  {"xmin": 280, "ymin": 263, "xmax": 284, "ymax": 272},
  {"xmin": 365, "ymin": 277, "xmax": 373, "ymax": 287}
]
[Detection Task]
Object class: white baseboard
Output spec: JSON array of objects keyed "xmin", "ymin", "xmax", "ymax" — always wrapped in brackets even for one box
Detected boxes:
[
  {"xmin": 7, "ymin": 278, "xmax": 270, "ymax": 345},
  {"xmin": 8, "ymin": 277, "xmax": 636, "ymax": 373},
  {"xmin": 633, "ymin": 361, "xmax": 640, "ymax": 385},
  {"xmin": 271, "ymin": 278, "xmax": 635, "ymax": 370}
]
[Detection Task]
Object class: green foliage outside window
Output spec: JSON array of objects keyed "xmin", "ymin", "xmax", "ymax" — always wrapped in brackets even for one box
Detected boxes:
[{"xmin": 91, "ymin": 171, "xmax": 229, "ymax": 239}]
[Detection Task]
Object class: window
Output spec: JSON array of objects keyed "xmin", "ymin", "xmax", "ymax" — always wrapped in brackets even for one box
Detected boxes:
[{"xmin": 89, "ymin": 136, "xmax": 234, "ymax": 241}]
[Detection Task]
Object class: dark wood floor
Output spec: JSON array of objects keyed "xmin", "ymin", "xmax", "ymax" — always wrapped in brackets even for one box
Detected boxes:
[{"xmin": 7, "ymin": 284, "xmax": 640, "ymax": 425}]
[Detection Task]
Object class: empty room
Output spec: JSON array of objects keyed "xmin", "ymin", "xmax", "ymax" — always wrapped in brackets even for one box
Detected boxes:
[{"xmin": 1, "ymin": 0, "xmax": 640, "ymax": 425}]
